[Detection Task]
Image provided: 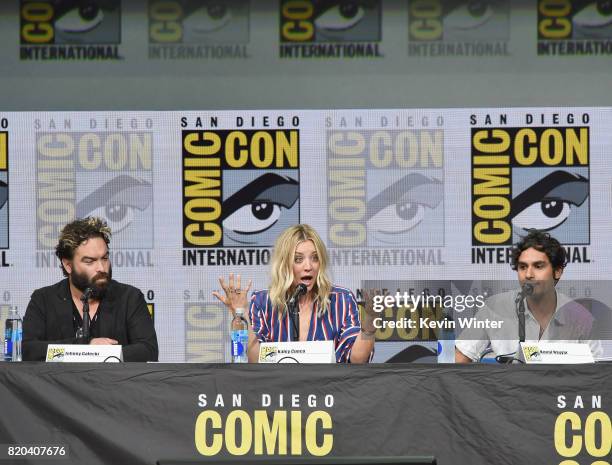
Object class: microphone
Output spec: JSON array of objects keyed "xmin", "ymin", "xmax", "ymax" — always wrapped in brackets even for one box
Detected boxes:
[
  {"xmin": 521, "ymin": 283, "xmax": 535, "ymax": 297},
  {"xmin": 288, "ymin": 283, "xmax": 308, "ymax": 307},
  {"xmin": 81, "ymin": 287, "xmax": 94, "ymax": 303}
]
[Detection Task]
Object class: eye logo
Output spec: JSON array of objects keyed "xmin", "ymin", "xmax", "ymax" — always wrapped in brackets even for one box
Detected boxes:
[
  {"xmin": 366, "ymin": 173, "xmax": 443, "ymax": 244},
  {"xmin": 315, "ymin": 3, "xmax": 366, "ymax": 33},
  {"xmin": 76, "ymin": 175, "xmax": 153, "ymax": 238},
  {"xmin": 280, "ymin": 0, "xmax": 381, "ymax": 43},
  {"xmin": 222, "ymin": 173, "xmax": 299, "ymax": 245},
  {"xmin": 445, "ymin": 1, "xmax": 494, "ymax": 30},
  {"xmin": 47, "ymin": 347, "xmax": 66, "ymax": 361},
  {"xmin": 512, "ymin": 171, "xmax": 589, "ymax": 234},
  {"xmin": 523, "ymin": 346, "xmax": 541, "ymax": 361},
  {"xmin": 183, "ymin": 4, "xmax": 232, "ymax": 34},
  {"xmin": 408, "ymin": 0, "xmax": 509, "ymax": 42},
  {"xmin": 55, "ymin": 3, "xmax": 104, "ymax": 33},
  {"xmin": 149, "ymin": 0, "xmax": 249, "ymax": 45},
  {"xmin": 261, "ymin": 345, "xmax": 278, "ymax": 362},
  {"xmin": 574, "ymin": 1, "xmax": 612, "ymax": 29}
]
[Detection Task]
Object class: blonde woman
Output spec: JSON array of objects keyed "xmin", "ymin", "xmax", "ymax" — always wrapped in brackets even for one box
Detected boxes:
[{"xmin": 213, "ymin": 224, "xmax": 375, "ymax": 363}]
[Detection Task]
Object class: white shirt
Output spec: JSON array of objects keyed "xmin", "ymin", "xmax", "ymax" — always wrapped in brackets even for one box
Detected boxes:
[{"xmin": 455, "ymin": 288, "xmax": 602, "ymax": 362}]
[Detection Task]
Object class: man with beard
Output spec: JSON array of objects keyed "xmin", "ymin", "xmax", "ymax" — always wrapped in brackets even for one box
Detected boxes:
[{"xmin": 22, "ymin": 217, "xmax": 158, "ymax": 362}]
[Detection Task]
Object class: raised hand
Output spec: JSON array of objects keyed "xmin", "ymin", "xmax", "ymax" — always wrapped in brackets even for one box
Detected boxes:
[{"xmin": 212, "ymin": 272, "xmax": 253, "ymax": 317}]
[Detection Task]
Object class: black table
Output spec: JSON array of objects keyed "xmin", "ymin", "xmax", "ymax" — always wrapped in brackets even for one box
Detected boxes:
[{"xmin": 0, "ymin": 363, "xmax": 609, "ymax": 465}]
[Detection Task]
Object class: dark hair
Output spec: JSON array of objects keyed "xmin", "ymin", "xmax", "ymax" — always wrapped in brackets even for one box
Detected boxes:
[
  {"xmin": 55, "ymin": 217, "xmax": 111, "ymax": 277},
  {"xmin": 510, "ymin": 229, "xmax": 567, "ymax": 271}
]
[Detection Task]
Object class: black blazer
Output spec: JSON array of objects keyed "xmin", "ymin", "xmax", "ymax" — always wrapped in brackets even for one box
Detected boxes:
[{"xmin": 23, "ymin": 279, "xmax": 159, "ymax": 362}]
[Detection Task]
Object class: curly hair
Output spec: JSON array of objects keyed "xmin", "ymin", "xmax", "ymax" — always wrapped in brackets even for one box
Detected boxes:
[
  {"xmin": 510, "ymin": 229, "xmax": 567, "ymax": 271},
  {"xmin": 55, "ymin": 217, "xmax": 112, "ymax": 277}
]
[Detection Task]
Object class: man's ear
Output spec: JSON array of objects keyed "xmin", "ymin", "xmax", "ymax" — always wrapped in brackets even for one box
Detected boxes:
[
  {"xmin": 62, "ymin": 259, "xmax": 73, "ymax": 275},
  {"xmin": 554, "ymin": 266, "xmax": 563, "ymax": 281}
]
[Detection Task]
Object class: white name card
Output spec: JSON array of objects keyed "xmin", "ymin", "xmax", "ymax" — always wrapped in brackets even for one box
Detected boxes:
[
  {"xmin": 520, "ymin": 342, "xmax": 594, "ymax": 364},
  {"xmin": 259, "ymin": 341, "xmax": 335, "ymax": 363},
  {"xmin": 46, "ymin": 344, "xmax": 123, "ymax": 363}
]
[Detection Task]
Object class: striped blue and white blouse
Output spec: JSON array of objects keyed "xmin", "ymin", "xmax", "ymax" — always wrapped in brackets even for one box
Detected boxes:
[{"xmin": 248, "ymin": 286, "xmax": 361, "ymax": 363}]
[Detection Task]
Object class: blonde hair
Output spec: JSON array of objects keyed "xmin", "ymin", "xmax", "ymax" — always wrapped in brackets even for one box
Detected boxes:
[{"xmin": 269, "ymin": 224, "xmax": 331, "ymax": 315}]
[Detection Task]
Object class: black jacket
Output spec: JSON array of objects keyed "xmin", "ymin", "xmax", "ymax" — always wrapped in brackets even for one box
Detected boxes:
[{"xmin": 23, "ymin": 279, "xmax": 159, "ymax": 362}]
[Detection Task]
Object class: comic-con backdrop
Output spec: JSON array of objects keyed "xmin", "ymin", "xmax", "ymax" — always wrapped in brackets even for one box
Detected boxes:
[{"xmin": 0, "ymin": 108, "xmax": 611, "ymax": 361}]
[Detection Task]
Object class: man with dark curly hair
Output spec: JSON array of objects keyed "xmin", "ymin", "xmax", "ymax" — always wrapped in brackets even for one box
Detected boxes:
[
  {"xmin": 23, "ymin": 217, "xmax": 158, "ymax": 362},
  {"xmin": 509, "ymin": 229, "xmax": 567, "ymax": 277},
  {"xmin": 455, "ymin": 230, "xmax": 600, "ymax": 363}
]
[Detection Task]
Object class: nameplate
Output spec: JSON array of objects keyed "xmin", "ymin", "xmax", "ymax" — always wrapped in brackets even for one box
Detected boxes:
[
  {"xmin": 46, "ymin": 344, "xmax": 123, "ymax": 363},
  {"xmin": 520, "ymin": 342, "xmax": 594, "ymax": 364},
  {"xmin": 259, "ymin": 341, "xmax": 335, "ymax": 363}
]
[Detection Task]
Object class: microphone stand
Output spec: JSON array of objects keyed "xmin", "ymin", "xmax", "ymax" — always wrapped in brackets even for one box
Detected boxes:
[
  {"xmin": 81, "ymin": 290, "xmax": 92, "ymax": 344},
  {"xmin": 288, "ymin": 300, "xmax": 299, "ymax": 341},
  {"xmin": 287, "ymin": 284, "xmax": 307, "ymax": 341},
  {"xmin": 515, "ymin": 293, "xmax": 526, "ymax": 343}
]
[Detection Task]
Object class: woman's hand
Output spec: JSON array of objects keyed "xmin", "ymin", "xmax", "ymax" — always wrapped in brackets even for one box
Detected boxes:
[
  {"xmin": 360, "ymin": 288, "xmax": 377, "ymax": 336},
  {"xmin": 212, "ymin": 273, "xmax": 252, "ymax": 317}
]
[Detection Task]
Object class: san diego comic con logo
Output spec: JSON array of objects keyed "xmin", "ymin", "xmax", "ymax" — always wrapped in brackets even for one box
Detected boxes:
[
  {"xmin": 554, "ymin": 394, "xmax": 611, "ymax": 464},
  {"xmin": 46, "ymin": 347, "xmax": 66, "ymax": 361},
  {"xmin": 20, "ymin": 0, "xmax": 121, "ymax": 60},
  {"xmin": 148, "ymin": 0, "xmax": 250, "ymax": 60},
  {"xmin": 522, "ymin": 345, "xmax": 542, "ymax": 361},
  {"xmin": 181, "ymin": 117, "xmax": 300, "ymax": 266},
  {"xmin": 471, "ymin": 120, "xmax": 590, "ymax": 264},
  {"xmin": 279, "ymin": 0, "xmax": 383, "ymax": 58},
  {"xmin": 260, "ymin": 345, "xmax": 277, "ymax": 362},
  {"xmin": 35, "ymin": 120, "xmax": 154, "ymax": 268},
  {"xmin": 326, "ymin": 115, "xmax": 445, "ymax": 267},
  {"xmin": 538, "ymin": 0, "xmax": 612, "ymax": 55},
  {"xmin": 407, "ymin": 0, "xmax": 510, "ymax": 57}
]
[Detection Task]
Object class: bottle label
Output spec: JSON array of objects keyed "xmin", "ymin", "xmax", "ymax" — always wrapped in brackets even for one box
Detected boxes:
[
  {"xmin": 4, "ymin": 339, "xmax": 11, "ymax": 358},
  {"xmin": 4, "ymin": 324, "xmax": 12, "ymax": 358},
  {"xmin": 231, "ymin": 330, "xmax": 248, "ymax": 357}
]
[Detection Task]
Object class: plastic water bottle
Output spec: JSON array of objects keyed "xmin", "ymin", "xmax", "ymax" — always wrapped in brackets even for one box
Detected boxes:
[
  {"xmin": 3, "ymin": 311, "xmax": 13, "ymax": 362},
  {"xmin": 4, "ymin": 307, "xmax": 22, "ymax": 362},
  {"xmin": 230, "ymin": 308, "xmax": 248, "ymax": 363},
  {"xmin": 11, "ymin": 309, "xmax": 22, "ymax": 362}
]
